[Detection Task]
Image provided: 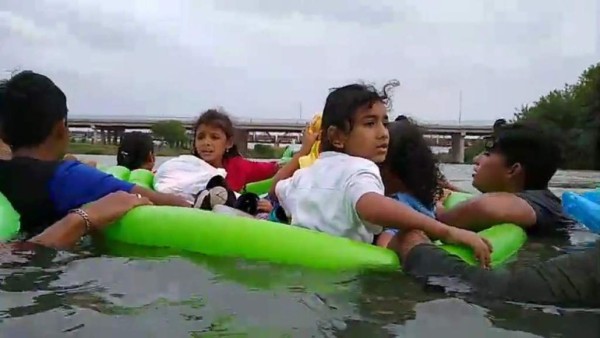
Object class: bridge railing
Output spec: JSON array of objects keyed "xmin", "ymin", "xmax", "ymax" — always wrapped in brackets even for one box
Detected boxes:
[{"xmin": 69, "ymin": 115, "xmax": 310, "ymax": 124}]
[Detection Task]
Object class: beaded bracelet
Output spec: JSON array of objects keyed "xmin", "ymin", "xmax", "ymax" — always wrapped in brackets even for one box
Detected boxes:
[{"xmin": 69, "ymin": 208, "xmax": 92, "ymax": 234}]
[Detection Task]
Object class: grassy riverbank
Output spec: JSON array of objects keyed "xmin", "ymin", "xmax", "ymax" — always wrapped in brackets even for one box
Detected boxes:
[{"xmin": 67, "ymin": 143, "xmax": 288, "ymax": 159}]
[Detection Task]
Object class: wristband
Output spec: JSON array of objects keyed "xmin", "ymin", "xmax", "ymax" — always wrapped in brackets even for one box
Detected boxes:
[{"xmin": 69, "ymin": 208, "xmax": 93, "ymax": 234}]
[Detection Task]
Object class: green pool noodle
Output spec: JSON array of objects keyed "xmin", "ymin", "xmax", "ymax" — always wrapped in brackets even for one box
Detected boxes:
[
  {"xmin": 128, "ymin": 169, "xmax": 154, "ymax": 190},
  {"xmin": 105, "ymin": 206, "xmax": 401, "ymax": 271},
  {"xmin": 439, "ymin": 191, "xmax": 527, "ymax": 267},
  {"xmin": 0, "ymin": 165, "xmax": 526, "ymax": 271},
  {"xmin": 0, "ymin": 192, "xmax": 20, "ymax": 241},
  {"xmin": 104, "ymin": 165, "xmax": 131, "ymax": 181},
  {"xmin": 243, "ymin": 178, "xmax": 274, "ymax": 196}
]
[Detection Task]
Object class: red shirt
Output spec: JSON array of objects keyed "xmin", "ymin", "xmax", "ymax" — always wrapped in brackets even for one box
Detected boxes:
[{"xmin": 223, "ymin": 156, "xmax": 278, "ymax": 192}]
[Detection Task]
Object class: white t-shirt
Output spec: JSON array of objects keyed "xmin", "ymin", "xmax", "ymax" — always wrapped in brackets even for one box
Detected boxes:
[
  {"xmin": 154, "ymin": 155, "xmax": 228, "ymax": 204},
  {"xmin": 275, "ymin": 151, "xmax": 384, "ymax": 243}
]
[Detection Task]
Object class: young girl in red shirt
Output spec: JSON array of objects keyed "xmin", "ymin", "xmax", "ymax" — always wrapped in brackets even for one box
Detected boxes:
[{"xmin": 191, "ymin": 109, "xmax": 279, "ymax": 192}]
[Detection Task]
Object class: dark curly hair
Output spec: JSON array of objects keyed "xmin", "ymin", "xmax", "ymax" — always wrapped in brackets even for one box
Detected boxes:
[{"xmin": 382, "ymin": 120, "xmax": 443, "ymax": 208}]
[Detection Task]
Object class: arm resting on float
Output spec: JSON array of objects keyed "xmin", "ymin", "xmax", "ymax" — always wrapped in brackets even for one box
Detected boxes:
[
  {"xmin": 28, "ymin": 213, "xmax": 88, "ymax": 250},
  {"xmin": 131, "ymin": 185, "xmax": 190, "ymax": 207},
  {"xmin": 437, "ymin": 193, "xmax": 536, "ymax": 231}
]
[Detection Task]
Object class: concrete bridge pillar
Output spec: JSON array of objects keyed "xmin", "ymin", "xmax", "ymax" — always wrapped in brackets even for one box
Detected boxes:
[
  {"xmin": 450, "ymin": 132, "xmax": 465, "ymax": 163},
  {"xmin": 234, "ymin": 129, "xmax": 249, "ymax": 156},
  {"xmin": 100, "ymin": 128, "xmax": 107, "ymax": 145},
  {"xmin": 112, "ymin": 129, "xmax": 119, "ymax": 145},
  {"xmin": 91, "ymin": 127, "xmax": 97, "ymax": 144}
]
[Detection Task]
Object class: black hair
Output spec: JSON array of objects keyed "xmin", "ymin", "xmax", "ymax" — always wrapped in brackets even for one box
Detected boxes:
[
  {"xmin": 395, "ymin": 115, "xmax": 408, "ymax": 122},
  {"xmin": 192, "ymin": 109, "xmax": 241, "ymax": 159},
  {"xmin": 320, "ymin": 81, "xmax": 399, "ymax": 152},
  {"xmin": 493, "ymin": 118, "xmax": 507, "ymax": 134},
  {"xmin": 117, "ymin": 132, "xmax": 154, "ymax": 170},
  {"xmin": 383, "ymin": 120, "xmax": 442, "ymax": 207},
  {"xmin": 0, "ymin": 71, "xmax": 68, "ymax": 150},
  {"xmin": 491, "ymin": 122, "xmax": 562, "ymax": 189}
]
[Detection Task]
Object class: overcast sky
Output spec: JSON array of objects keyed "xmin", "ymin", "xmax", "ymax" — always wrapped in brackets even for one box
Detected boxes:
[{"xmin": 1, "ymin": 0, "xmax": 599, "ymax": 123}]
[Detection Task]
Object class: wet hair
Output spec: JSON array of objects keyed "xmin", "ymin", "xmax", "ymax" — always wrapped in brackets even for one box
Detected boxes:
[
  {"xmin": 493, "ymin": 118, "xmax": 507, "ymax": 134},
  {"xmin": 117, "ymin": 132, "xmax": 154, "ymax": 170},
  {"xmin": 489, "ymin": 122, "xmax": 562, "ymax": 189},
  {"xmin": 0, "ymin": 71, "xmax": 68, "ymax": 150},
  {"xmin": 383, "ymin": 120, "xmax": 442, "ymax": 207},
  {"xmin": 192, "ymin": 109, "xmax": 240, "ymax": 158},
  {"xmin": 320, "ymin": 81, "xmax": 399, "ymax": 152}
]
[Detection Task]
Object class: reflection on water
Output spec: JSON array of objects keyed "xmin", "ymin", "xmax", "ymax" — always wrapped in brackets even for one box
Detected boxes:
[{"xmin": 1, "ymin": 155, "xmax": 599, "ymax": 337}]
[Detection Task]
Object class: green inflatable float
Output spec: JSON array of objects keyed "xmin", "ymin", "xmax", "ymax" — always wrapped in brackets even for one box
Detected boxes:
[
  {"xmin": 242, "ymin": 178, "xmax": 274, "ymax": 196},
  {"xmin": 102, "ymin": 166, "xmax": 526, "ymax": 270},
  {"xmin": 0, "ymin": 166, "xmax": 527, "ymax": 271},
  {"xmin": 0, "ymin": 192, "xmax": 20, "ymax": 241}
]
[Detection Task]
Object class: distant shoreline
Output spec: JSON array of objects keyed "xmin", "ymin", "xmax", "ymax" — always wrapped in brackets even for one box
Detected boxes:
[
  {"xmin": 67, "ymin": 142, "xmax": 471, "ymax": 163},
  {"xmin": 67, "ymin": 142, "xmax": 188, "ymax": 157},
  {"xmin": 67, "ymin": 142, "xmax": 287, "ymax": 159}
]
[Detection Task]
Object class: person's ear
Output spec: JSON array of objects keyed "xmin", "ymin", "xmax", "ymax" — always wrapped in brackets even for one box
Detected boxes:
[
  {"xmin": 326, "ymin": 125, "xmax": 346, "ymax": 150},
  {"xmin": 147, "ymin": 152, "xmax": 156, "ymax": 165},
  {"xmin": 507, "ymin": 162, "xmax": 523, "ymax": 178},
  {"xmin": 225, "ymin": 137, "xmax": 234, "ymax": 151},
  {"xmin": 54, "ymin": 120, "xmax": 69, "ymax": 142}
]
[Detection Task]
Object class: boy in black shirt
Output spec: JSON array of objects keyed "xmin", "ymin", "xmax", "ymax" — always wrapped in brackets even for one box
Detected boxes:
[{"xmin": 437, "ymin": 122, "xmax": 577, "ymax": 236}]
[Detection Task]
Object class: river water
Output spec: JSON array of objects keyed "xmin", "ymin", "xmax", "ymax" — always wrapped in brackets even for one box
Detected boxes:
[{"xmin": 1, "ymin": 155, "xmax": 599, "ymax": 337}]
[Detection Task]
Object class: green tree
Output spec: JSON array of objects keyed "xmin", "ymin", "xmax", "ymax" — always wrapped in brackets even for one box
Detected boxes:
[
  {"xmin": 512, "ymin": 63, "xmax": 600, "ymax": 169},
  {"xmin": 151, "ymin": 120, "xmax": 187, "ymax": 148}
]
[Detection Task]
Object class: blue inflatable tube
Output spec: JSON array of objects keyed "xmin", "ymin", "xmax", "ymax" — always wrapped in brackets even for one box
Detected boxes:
[{"xmin": 562, "ymin": 191, "xmax": 600, "ymax": 233}]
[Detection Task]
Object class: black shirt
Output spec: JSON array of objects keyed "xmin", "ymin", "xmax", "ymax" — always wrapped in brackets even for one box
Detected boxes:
[
  {"xmin": 0, "ymin": 157, "xmax": 61, "ymax": 237},
  {"xmin": 516, "ymin": 189, "xmax": 578, "ymax": 236},
  {"xmin": 404, "ymin": 241, "xmax": 600, "ymax": 307}
]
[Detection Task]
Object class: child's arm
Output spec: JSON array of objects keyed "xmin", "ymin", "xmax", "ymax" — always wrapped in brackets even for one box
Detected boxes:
[
  {"xmin": 244, "ymin": 159, "xmax": 279, "ymax": 183},
  {"xmin": 50, "ymin": 161, "xmax": 190, "ymax": 214},
  {"xmin": 268, "ymin": 127, "xmax": 318, "ymax": 197},
  {"xmin": 131, "ymin": 185, "xmax": 190, "ymax": 207},
  {"xmin": 357, "ymin": 192, "xmax": 451, "ymax": 238},
  {"xmin": 356, "ymin": 192, "xmax": 491, "ymax": 267},
  {"xmin": 439, "ymin": 179, "xmax": 466, "ymax": 193},
  {"xmin": 348, "ymin": 167, "xmax": 492, "ymax": 267},
  {"xmin": 436, "ymin": 192, "xmax": 537, "ymax": 231}
]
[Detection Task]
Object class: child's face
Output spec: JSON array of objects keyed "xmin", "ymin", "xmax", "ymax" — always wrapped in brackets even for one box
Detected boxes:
[
  {"xmin": 194, "ymin": 123, "xmax": 233, "ymax": 167},
  {"xmin": 341, "ymin": 102, "xmax": 389, "ymax": 163}
]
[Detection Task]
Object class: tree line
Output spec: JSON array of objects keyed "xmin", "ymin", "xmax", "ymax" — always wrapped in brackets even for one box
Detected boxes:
[{"xmin": 465, "ymin": 63, "xmax": 600, "ymax": 169}]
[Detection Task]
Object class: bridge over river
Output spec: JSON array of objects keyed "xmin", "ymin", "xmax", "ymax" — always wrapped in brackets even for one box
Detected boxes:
[{"xmin": 69, "ymin": 115, "xmax": 494, "ymax": 163}]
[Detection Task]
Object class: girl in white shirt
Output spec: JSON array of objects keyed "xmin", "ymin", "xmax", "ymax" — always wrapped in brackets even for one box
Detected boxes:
[{"xmin": 274, "ymin": 82, "xmax": 492, "ymax": 267}]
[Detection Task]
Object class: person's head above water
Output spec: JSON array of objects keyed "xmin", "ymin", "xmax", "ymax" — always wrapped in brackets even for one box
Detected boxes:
[
  {"xmin": 395, "ymin": 115, "xmax": 409, "ymax": 122},
  {"xmin": 380, "ymin": 120, "xmax": 443, "ymax": 207},
  {"xmin": 473, "ymin": 122, "xmax": 562, "ymax": 193},
  {"xmin": 0, "ymin": 71, "xmax": 69, "ymax": 159},
  {"xmin": 493, "ymin": 118, "xmax": 507, "ymax": 135},
  {"xmin": 320, "ymin": 81, "xmax": 398, "ymax": 163},
  {"xmin": 117, "ymin": 132, "xmax": 155, "ymax": 171},
  {"xmin": 192, "ymin": 109, "xmax": 241, "ymax": 168}
]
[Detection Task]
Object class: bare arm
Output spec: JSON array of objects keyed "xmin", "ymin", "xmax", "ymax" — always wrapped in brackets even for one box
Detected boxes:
[
  {"xmin": 131, "ymin": 185, "xmax": 190, "ymax": 207},
  {"xmin": 29, "ymin": 213, "xmax": 88, "ymax": 249},
  {"xmin": 29, "ymin": 191, "xmax": 153, "ymax": 249},
  {"xmin": 356, "ymin": 192, "xmax": 452, "ymax": 238},
  {"xmin": 269, "ymin": 150, "xmax": 309, "ymax": 197},
  {"xmin": 269, "ymin": 128, "xmax": 317, "ymax": 197},
  {"xmin": 436, "ymin": 193, "xmax": 536, "ymax": 231},
  {"xmin": 439, "ymin": 179, "xmax": 466, "ymax": 193}
]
